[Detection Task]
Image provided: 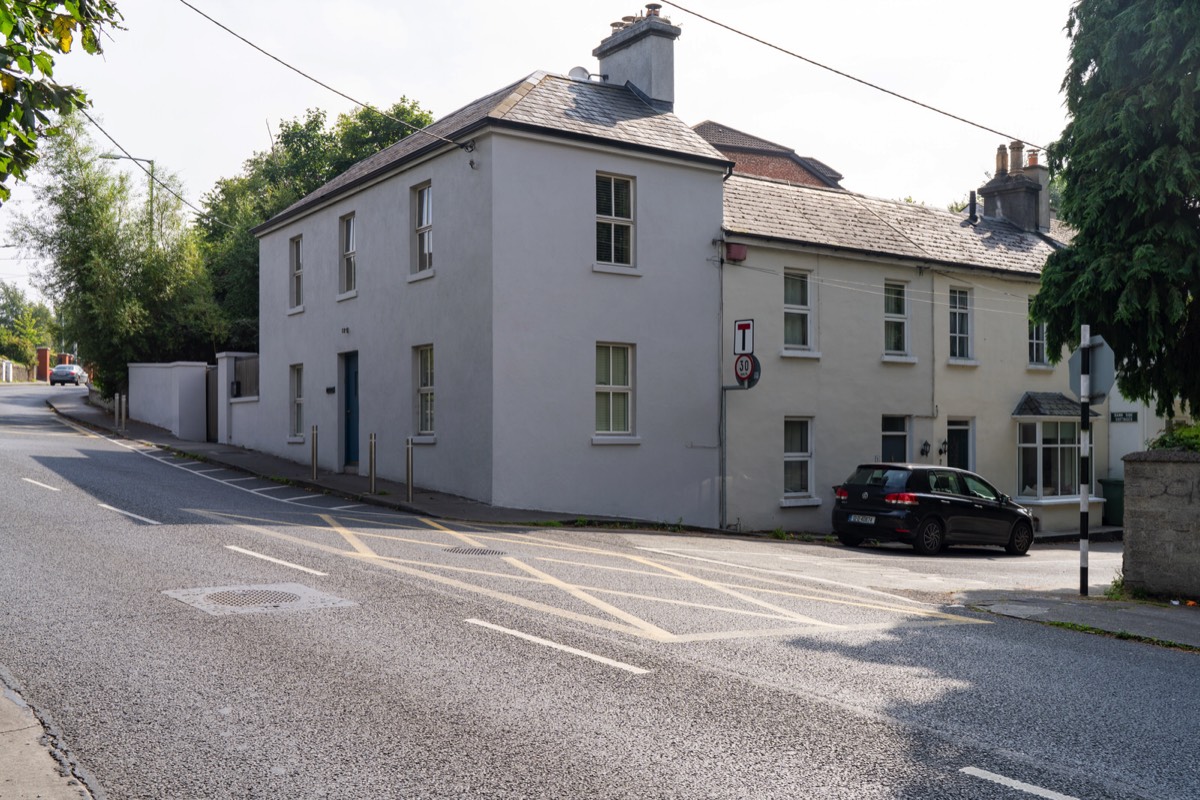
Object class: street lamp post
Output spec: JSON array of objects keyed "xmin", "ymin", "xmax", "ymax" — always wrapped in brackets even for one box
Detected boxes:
[{"xmin": 99, "ymin": 153, "xmax": 155, "ymax": 244}]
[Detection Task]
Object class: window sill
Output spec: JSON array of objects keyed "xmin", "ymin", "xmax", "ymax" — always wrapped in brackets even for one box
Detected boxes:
[
  {"xmin": 287, "ymin": 305, "xmax": 305, "ymax": 316},
  {"xmin": 336, "ymin": 289, "xmax": 358, "ymax": 302},
  {"xmin": 286, "ymin": 435, "xmax": 305, "ymax": 444},
  {"xmin": 947, "ymin": 358, "xmax": 979, "ymax": 367},
  {"xmin": 781, "ymin": 349, "xmax": 821, "ymax": 360},
  {"xmin": 780, "ymin": 496, "xmax": 821, "ymax": 508},
  {"xmin": 592, "ymin": 263, "xmax": 643, "ymax": 277},
  {"xmin": 1027, "ymin": 363, "xmax": 1054, "ymax": 372},
  {"xmin": 591, "ymin": 435, "xmax": 641, "ymax": 446},
  {"xmin": 1017, "ymin": 495, "xmax": 1104, "ymax": 507},
  {"xmin": 231, "ymin": 396, "xmax": 259, "ymax": 404},
  {"xmin": 410, "ymin": 435, "xmax": 436, "ymax": 445},
  {"xmin": 408, "ymin": 269, "xmax": 435, "ymax": 284},
  {"xmin": 881, "ymin": 354, "xmax": 917, "ymax": 364}
]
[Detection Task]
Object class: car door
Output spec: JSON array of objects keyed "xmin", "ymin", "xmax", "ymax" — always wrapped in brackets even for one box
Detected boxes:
[
  {"xmin": 927, "ymin": 471, "xmax": 976, "ymax": 539},
  {"xmin": 959, "ymin": 472, "xmax": 1011, "ymax": 543}
]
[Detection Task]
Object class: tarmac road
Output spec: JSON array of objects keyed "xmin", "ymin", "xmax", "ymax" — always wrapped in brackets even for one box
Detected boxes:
[{"xmin": 1, "ymin": 384, "xmax": 1197, "ymax": 799}]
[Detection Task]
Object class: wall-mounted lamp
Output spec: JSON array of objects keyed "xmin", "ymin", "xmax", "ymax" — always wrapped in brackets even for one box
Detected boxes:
[
  {"xmin": 920, "ymin": 440, "xmax": 931, "ymax": 457},
  {"xmin": 938, "ymin": 440, "xmax": 949, "ymax": 456}
]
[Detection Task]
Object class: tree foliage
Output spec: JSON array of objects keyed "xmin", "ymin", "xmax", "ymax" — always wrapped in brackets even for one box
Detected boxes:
[
  {"xmin": 198, "ymin": 98, "xmax": 432, "ymax": 351},
  {"xmin": 14, "ymin": 113, "xmax": 224, "ymax": 394},
  {"xmin": 0, "ymin": 0, "xmax": 122, "ymax": 204},
  {"xmin": 0, "ymin": 279, "xmax": 53, "ymax": 368},
  {"xmin": 1036, "ymin": 0, "xmax": 1200, "ymax": 417}
]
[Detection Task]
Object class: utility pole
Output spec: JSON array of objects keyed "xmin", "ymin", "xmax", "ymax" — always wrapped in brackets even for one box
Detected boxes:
[{"xmin": 99, "ymin": 153, "xmax": 156, "ymax": 246}]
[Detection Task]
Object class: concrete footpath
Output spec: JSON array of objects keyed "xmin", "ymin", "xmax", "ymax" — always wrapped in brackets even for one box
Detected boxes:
[{"xmin": 2, "ymin": 388, "xmax": 1196, "ymax": 798}]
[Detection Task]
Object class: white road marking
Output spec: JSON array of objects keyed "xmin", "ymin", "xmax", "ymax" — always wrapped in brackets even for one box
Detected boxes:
[
  {"xmin": 465, "ymin": 618, "xmax": 649, "ymax": 674},
  {"xmin": 225, "ymin": 545, "xmax": 327, "ymax": 576},
  {"xmin": 195, "ymin": 468, "xmax": 226, "ymax": 474},
  {"xmin": 97, "ymin": 504, "xmax": 161, "ymax": 526},
  {"xmin": 224, "ymin": 477, "xmax": 258, "ymax": 482},
  {"xmin": 22, "ymin": 478, "xmax": 60, "ymax": 491},
  {"xmin": 283, "ymin": 494, "xmax": 329, "ymax": 503},
  {"xmin": 959, "ymin": 767, "xmax": 1079, "ymax": 800},
  {"xmin": 331, "ymin": 504, "xmax": 365, "ymax": 510},
  {"xmin": 251, "ymin": 485, "xmax": 294, "ymax": 493}
]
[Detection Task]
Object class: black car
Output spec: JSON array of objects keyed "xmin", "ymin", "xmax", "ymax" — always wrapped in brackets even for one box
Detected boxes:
[{"xmin": 832, "ymin": 463, "xmax": 1035, "ymax": 555}]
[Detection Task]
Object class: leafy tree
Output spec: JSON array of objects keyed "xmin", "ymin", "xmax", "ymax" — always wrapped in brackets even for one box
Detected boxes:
[
  {"xmin": 1036, "ymin": 0, "xmax": 1200, "ymax": 417},
  {"xmin": 0, "ymin": 279, "xmax": 53, "ymax": 369},
  {"xmin": 198, "ymin": 98, "xmax": 432, "ymax": 351},
  {"xmin": 0, "ymin": 0, "xmax": 122, "ymax": 204},
  {"xmin": 14, "ymin": 113, "xmax": 224, "ymax": 394}
]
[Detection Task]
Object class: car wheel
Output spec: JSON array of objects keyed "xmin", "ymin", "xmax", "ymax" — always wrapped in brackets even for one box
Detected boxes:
[
  {"xmin": 912, "ymin": 518, "xmax": 944, "ymax": 555},
  {"xmin": 837, "ymin": 533, "xmax": 863, "ymax": 547},
  {"xmin": 1005, "ymin": 521, "xmax": 1033, "ymax": 555}
]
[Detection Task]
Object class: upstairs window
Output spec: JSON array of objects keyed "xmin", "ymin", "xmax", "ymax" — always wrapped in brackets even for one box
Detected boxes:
[
  {"xmin": 414, "ymin": 184, "xmax": 433, "ymax": 274},
  {"xmin": 1028, "ymin": 298, "xmax": 1048, "ymax": 364},
  {"xmin": 784, "ymin": 272, "xmax": 811, "ymax": 350},
  {"xmin": 949, "ymin": 288, "xmax": 971, "ymax": 359},
  {"xmin": 289, "ymin": 364, "xmax": 303, "ymax": 437},
  {"xmin": 289, "ymin": 236, "xmax": 303, "ymax": 308},
  {"xmin": 884, "ymin": 282, "xmax": 908, "ymax": 355},
  {"xmin": 596, "ymin": 174, "xmax": 634, "ymax": 266},
  {"xmin": 340, "ymin": 213, "xmax": 356, "ymax": 294}
]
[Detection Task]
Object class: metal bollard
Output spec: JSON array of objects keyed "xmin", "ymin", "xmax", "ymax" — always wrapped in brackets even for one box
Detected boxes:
[
  {"xmin": 311, "ymin": 424, "xmax": 318, "ymax": 481},
  {"xmin": 405, "ymin": 436, "xmax": 414, "ymax": 503},
  {"xmin": 122, "ymin": 394, "xmax": 128, "ymax": 431},
  {"xmin": 368, "ymin": 433, "xmax": 377, "ymax": 494},
  {"xmin": 114, "ymin": 393, "xmax": 121, "ymax": 430}
]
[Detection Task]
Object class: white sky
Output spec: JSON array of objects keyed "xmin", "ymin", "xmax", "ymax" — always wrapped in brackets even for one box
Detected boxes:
[{"xmin": 0, "ymin": 0, "xmax": 1076, "ymax": 302}]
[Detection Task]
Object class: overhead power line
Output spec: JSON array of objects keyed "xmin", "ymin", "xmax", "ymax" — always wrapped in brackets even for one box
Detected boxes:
[
  {"xmin": 660, "ymin": 1, "xmax": 1049, "ymax": 153},
  {"xmin": 175, "ymin": 0, "xmax": 462, "ymax": 150},
  {"xmin": 80, "ymin": 109, "xmax": 234, "ymax": 228}
]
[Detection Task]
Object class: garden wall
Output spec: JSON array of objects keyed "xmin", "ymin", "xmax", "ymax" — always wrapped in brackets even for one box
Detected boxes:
[{"xmin": 1122, "ymin": 450, "xmax": 1200, "ymax": 597}]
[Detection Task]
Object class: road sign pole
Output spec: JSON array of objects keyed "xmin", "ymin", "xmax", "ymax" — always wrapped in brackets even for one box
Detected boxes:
[{"xmin": 1080, "ymin": 324, "xmax": 1090, "ymax": 596}]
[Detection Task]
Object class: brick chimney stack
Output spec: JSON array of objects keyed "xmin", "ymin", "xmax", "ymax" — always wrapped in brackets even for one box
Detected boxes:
[
  {"xmin": 593, "ymin": 4, "xmax": 682, "ymax": 112},
  {"xmin": 979, "ymin": 140, "xmax": 1050, "ymax": 233}
]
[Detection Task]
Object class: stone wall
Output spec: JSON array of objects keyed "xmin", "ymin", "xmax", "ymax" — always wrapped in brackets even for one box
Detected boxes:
[{"xmin": 1123, "ymin": 451, "xmax": 1200, "ymax": 597}]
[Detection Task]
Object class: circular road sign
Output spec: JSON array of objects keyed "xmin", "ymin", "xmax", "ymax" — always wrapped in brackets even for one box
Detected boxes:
[{"xmin": 733, "ymin": 354, "xmax": 761, "ymax": 388}]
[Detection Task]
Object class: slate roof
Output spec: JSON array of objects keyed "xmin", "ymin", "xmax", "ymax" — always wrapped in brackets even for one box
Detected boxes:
[
  {"xmin": 694, "ymin": 120, "xmax": 843, "ymax": 187},
  {"xmin": 259, "ymin": 73, "xmax": 727, "ymax": 231},
  {"xmin": 723, "ymin": 174, "xmax": 1061, "ymax": 276},
  {"xmin": 1012, "ymin": 392, "xmax": 1100, "ymax": 418}
]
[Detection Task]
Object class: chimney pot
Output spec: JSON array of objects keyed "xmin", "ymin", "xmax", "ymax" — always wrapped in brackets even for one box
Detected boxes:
[
  {"xmin": 996, "ymin": 145, "xmax": 1009, "ymax": 176},
  {"xmin": 968, "ymin": 190, "xmax": 978, "ymax": 223},
  {"xmin": 646, "ymin": 3, "xmax": 662, "ymax": 16},
  {"xmin": 1027, "ymin": 149, "xmax": 1039, "ymax": 167},
  {"xmin": 1009, "ymin": 141, "xmax": 1025, "ymax": 174}
]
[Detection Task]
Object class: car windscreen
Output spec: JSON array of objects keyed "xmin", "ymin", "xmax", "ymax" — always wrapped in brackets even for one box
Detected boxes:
[{"xmin": 845, "ymin": 467, "xmax": 910, "ymax": 491}]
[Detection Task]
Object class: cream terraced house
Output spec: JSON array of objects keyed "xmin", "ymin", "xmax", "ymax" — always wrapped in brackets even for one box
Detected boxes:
[{"xmin": 716, "ymin": 144, "xmax": 1114, "ymax": 535}]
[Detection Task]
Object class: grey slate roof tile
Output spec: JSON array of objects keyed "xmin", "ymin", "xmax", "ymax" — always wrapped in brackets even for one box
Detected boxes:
[
  {"xmin": 1012, "ymin": 392, "xmax": 1100, "ymax": 417},
  {"xmin": 264, "ymin": 73, "xmax": 725, "ymax": 229},
  {"xmin": 724, "ymin": 174, "xmax": 1059, "ymax": 276}
]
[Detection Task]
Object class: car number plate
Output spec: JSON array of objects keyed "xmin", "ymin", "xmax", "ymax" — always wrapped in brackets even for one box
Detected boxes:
[{"xmin": 848, "ymin": 514, "xmax": 875, "ymax": 524}]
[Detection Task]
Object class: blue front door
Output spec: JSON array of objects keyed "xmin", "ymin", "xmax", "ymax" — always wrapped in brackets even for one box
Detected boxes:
[{"xmin": 344, "ymin": 352, "xmax": 359, "ymax": 467}]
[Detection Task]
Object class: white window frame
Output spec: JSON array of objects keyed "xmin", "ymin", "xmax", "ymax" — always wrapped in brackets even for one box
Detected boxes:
[
  {"xmin": 289, "ymin": 364, "xmax": 303, "ymax": 438},
  {"xmin": 339, "ymin": 213, "xmax": 357, "ymax": 295},
  {"xmin": 414, "ymin": 183, "xmax": 432, "ymax": 275},
  {"xmin": 1017, "ymin": 420, "xmax": 1094, "ymax": 500},
  {"xmin": 595, "ymin": 343, "xmax": 633, "ymax": 435},
  {"xmin": 883, "ymin": 281, "xmax": 908, "ymax": 356},
  {"xmin": 783, "ymin": 417, "xmax": 813, "ymax": 497},
  {"xmin": 289, "ymin": 236, "xmax": 303, "ymax": 309},
  {"xmin": 1028, "ymin": 298, "xmax": 1048, "ymax": 365},
  {"xmin": 784, "ymin": 271, "xmax": 812, "ymax": 351},
  {"xmin": 417, "ymin": 345, "xmax": 434, "ymax": 435},
  {"xmin": 949, "ymin": 287, "xmax": 972, "ymax": 360},
  {"xmin": 595, "ymin": 174, "xmax": 635, "ymax": 267},
  {"xmin": 881, "ymin": 415, "xmax": 909, "ymax": 462}
]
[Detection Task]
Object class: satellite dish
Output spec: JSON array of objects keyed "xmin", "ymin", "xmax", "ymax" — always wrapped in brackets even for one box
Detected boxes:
[{"xmin": 568, "ymin": 66, "xmax": 590, "ymax": 81}]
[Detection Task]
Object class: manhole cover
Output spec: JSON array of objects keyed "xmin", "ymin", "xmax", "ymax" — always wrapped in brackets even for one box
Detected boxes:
[
  {"xmin": 163, "ymin": 583, "xmax": 357, "ymax": 616},
  {"xmin": 444, "ymin": 547, "xmax": 506, "ymax": 556}
]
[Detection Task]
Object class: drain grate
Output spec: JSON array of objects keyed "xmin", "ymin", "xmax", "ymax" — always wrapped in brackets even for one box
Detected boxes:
[
  {"xmin": 207, "ymin": 589, "xmax": 301, "ymax": 607},
  {"xmin": 163, "ymin": 583, "xmax": 357, "ymax": 616},
  {"xmin": 444, "ymin": 547, "xmax": 506, "ymax": 556}
]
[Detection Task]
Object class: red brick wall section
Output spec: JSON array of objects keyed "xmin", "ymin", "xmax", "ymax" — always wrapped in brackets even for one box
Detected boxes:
[{"xmin": 728, "ymin": 153, "xmax": 828, "ymax": 186}]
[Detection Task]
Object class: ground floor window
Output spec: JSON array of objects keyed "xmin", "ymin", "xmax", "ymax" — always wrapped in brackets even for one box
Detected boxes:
[
  {"xmin": 784, "ymin": 418, "xmax": 813, "ymax": 496},
  {"xmin": 1018, "ymin": 420, "xmax": 1092, "ymax": 498},
  {"xmin": 289, "ymin": 364, "xmax": 303, "ymax": 436},
  {"xmin": 881, "ymin": 415, "xmax": 908, "ymax": 462},
  {"xmin": 595, "ymin": 343, "xmax": 633, "ymax": 434},
  {"xmin": 417, "ymin": 346, "xmax": 434, "ymax": 435}
]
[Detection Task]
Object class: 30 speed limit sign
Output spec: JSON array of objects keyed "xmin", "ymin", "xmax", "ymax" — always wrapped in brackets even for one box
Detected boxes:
[{"xmin": 733, "ymin": 353, "xmax": 760, "ymax": 388}]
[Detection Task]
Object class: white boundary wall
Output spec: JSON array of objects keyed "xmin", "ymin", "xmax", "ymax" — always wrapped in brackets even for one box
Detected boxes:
[{"xmin": 127, "ymin": 362, "xmax": 209, "ymax": 440}]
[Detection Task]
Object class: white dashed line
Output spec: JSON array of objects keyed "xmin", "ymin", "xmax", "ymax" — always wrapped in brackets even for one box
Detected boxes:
[
  {"xmin": 224, "ymin": 477, "xmax": 258, "ymax": 482},
  {"xmin": 98, "ymin": 504, "xmax": 162, "ymax": 526},
  {"xmin": 959, "ymin": 767, "xmax": 1079, "ymax": 799},
  {"xmin": 195, "ymin": 468, "xmax": 226, "ymax": 474},
  {"xmin": 22, "ymin": 478, "xmax": 60, "ymax": 491},
  {"xmin": 225, "ymin": 545, "xmax": 327, "ymax": 576},
  {"xmin": 465, "ymin": 618, "xmax": 649, "ymax": 674},
  {"xmin": 332, "ymin": 504, "xmax": 365, "ymax": 510}
]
